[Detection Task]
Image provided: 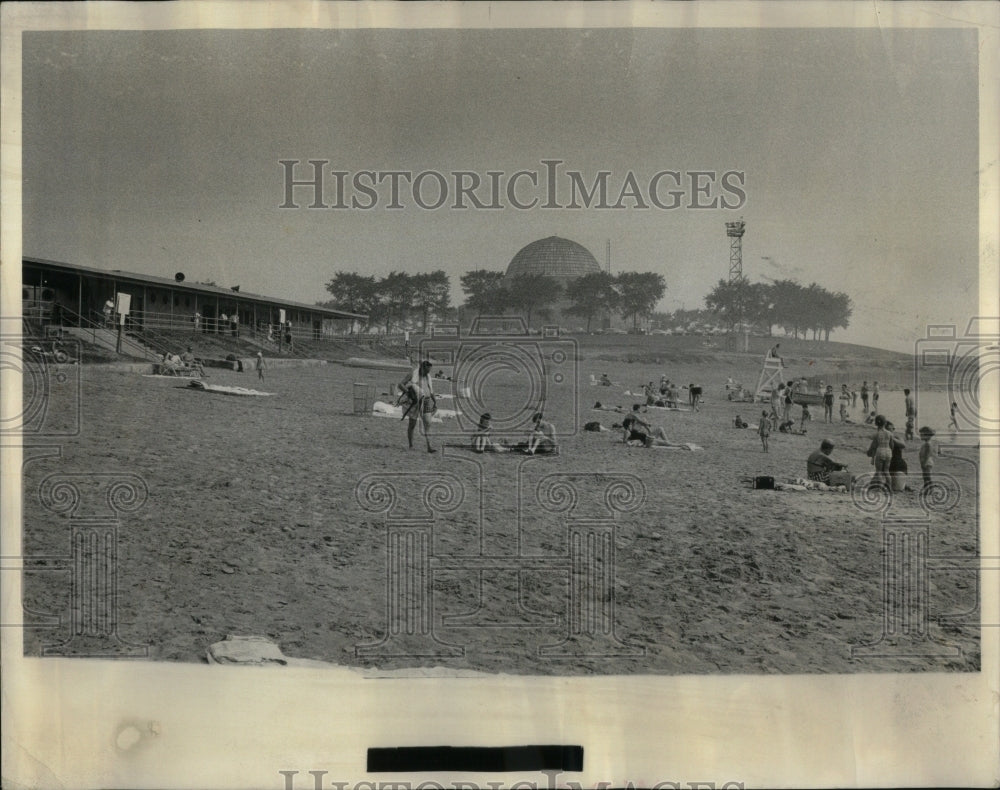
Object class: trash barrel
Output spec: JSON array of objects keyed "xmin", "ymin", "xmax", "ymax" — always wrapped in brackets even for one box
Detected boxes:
[{"xmin": 353, "ymin": 382, "xmax": 375, "ymax": 415}]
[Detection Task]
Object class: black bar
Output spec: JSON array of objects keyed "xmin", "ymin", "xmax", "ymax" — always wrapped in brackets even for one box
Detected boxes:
[{"xmin": 367, "ymin": 745, "xmax": 583, "ymax": 773}]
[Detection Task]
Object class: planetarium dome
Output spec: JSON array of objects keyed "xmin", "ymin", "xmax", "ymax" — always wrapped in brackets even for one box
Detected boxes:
[{"xmin": 504, "ymin": 236, "xmax": 602, "ymax": 283}]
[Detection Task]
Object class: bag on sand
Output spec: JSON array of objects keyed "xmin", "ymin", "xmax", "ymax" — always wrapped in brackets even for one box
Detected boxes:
[
  {"xmin": 828, "ymin": 470, "xmax": 853, "ymax": 488},
  {"xmin": 752, "ymin": 476, "xmax": 775, "ymax": 490}
]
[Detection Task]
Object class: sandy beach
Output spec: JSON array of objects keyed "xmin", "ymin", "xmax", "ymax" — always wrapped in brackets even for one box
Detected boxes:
[{"xmin": 21, "ymin": 342, "xmax": 980, "ymax": 674}]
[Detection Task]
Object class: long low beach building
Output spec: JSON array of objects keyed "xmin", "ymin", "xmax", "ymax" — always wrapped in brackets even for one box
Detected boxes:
[{"xmin": 22, "ymin": 257, "xmax": 364, "ymax": 340}]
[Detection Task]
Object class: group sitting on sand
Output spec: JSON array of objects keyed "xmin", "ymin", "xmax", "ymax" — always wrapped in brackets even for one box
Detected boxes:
[
  {"xmin": 470, "ymin": 412, "xmax": 558, "ymax": 455},
  {"xmin": 160, "ymin": 347, "xmax": 206, "ymax": 377}
]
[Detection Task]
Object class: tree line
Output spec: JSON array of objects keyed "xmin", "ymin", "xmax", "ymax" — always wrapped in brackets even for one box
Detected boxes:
[
  {"xmin": 320, "ymin": 267, "xmax": 851, "ymax": 341},
  {"xmin": 704, "ymin": 276, "xmax": 853, "ymax": 340},
  {"xmin": 321, "ymin": 269, "xmax": 666, "ymax": 333}
]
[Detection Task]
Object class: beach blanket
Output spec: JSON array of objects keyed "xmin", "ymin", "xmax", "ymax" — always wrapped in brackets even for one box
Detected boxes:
[
  {"xmin": 774, "ymin": 477, "xmax": 848, "ymax": 493},
  {"xmin": 649, "ymin": 442, "xmax": 703, "ymax": 451},
  {"xmin": 187, "ymin": 380, "xmax": 273, "ymax": 397},
  {"xmin": 446, "ymin": 442, "xmax": 559, "ymax": 456},
  {"xmin": 371, "ymin": 400, "xmax": 461, "ymax": 421}
]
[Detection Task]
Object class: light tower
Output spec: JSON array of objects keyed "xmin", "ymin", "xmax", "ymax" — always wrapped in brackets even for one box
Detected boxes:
[
  {"xmin": 725, "ymin": 219, "xmax": 747, "ymax": 351},
  {"xmin": 726, "ymin": 219, "xmax": 745, "ymax": 280}
]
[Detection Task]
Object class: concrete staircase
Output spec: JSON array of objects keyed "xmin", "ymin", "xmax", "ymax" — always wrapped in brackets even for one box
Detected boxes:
[{"xmin": 63, "ymin": 326, "xmax": 161, "ymax": 361}]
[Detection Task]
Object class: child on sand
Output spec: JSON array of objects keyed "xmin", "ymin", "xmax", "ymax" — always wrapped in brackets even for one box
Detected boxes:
[
  {"xmin": 733, "ymin": 414, "xmax": 748, "ymax": 429},
  {"xmin": 948, "ymin": 402, "xmax": 959, "ymax": 432},
  {"xmin": 255, "ymin": 351, "xmax": 265, "ymax": 381},
  {"xmin": 918, "ymin": 426, "xmax": 935, "ymax": 489},
  {"xmin": 758, "ymin": 410, "xmax": 771, "ymax": 453}
]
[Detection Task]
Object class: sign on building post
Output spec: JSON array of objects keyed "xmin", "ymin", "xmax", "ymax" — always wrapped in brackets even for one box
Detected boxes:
[{"xmin": 114, "ymin": 292, "xmax": 131, "ymax": 353}]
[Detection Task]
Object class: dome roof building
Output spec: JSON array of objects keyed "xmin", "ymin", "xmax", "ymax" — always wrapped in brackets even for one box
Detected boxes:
[{"xmin": 504, "ymin": 236, "xmax": 602, "ymax": 284}]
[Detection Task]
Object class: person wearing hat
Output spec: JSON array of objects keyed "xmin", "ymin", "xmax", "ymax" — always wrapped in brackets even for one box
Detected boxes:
[
  {"xmin": 806, "ymin": 439, "xmax": 848, "ymax": 484},
  {"xmin": 918, "ymin": 426, "xmax": 936, "ymax": 490},
  {"xmin": 255, "ymin": 351, "xmax": 265, "ymax": 381}
]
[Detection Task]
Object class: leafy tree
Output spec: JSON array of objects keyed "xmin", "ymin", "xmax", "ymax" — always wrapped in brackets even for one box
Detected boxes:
[
  {"xmin": 411, "ymin": 270, "xmax": 451, "ymax": 333},
  {"xmin": 376, "ymin": 271, "xmax": 415, "ymax": 333},
  {"xmin": 505, "ymin": 273, "xmax": 562, "ymax": 328},
  {"xmin": 616, "ymin": 271, "xmax": 666, "ymax": 331},
  {"xmin": 460, "ymin": 270, "xmax": 509, "ymax": 316},
  {"xmin": 325, "ymin": 272, "xmax": 379, "ymax": 331},
  {"xmin": 565, "ymin": 271, "xmax": 620, "ymax": 333},
  {"xmin": 704, "ymin": 276, "xmax": 750, "ymax": 326}
]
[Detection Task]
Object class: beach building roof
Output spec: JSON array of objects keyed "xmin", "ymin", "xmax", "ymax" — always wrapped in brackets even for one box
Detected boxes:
[{"xmin": 23, "ymin": 256, "xmax": 366, "ymax": 320}]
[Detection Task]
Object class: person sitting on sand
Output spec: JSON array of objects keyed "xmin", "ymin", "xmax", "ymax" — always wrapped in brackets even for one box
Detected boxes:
[
  {"xmin": 666, "ymin": 383, "xmax": 680, "ymax": 408},
  {"xmin": 180, "ymin": 346, "xmax": 206, "ymax": 377},
  {"xmin": 864, "ymin": 410, "xmax": 877, "ymax": 425},
  {"xmin": 471, "ymin": 413, "xmax": 509, "ymax": 453},
  {"xmin": 622, "ymin": 405, "xmax": 688, "ymax": 448},
  {"xmin": 733, "ymin": 414, "xmax": 748, "ymax": 429},
  {"xmin": 806, "ymin": 439, "xmax": 848, "ymax": 483},
  {"xmin": 839, "ymin": 402, "xmax": 853, "ymax": 423},
  {"xmin": 600, "ymin": 373, "xmax": 612, "ymax": 387},
  {"xmin": 526, "ymin": 412, "xmax": 557, "ymax": 455},
  {"xmin": 159, "ymin": 351, "xmax": 180, "ymax": 375}
]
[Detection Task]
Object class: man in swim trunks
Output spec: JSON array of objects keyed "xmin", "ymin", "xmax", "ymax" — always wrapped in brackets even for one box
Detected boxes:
[{"xmin": 399, "ymin": 359, "xmax": 437, "ymax": 453}]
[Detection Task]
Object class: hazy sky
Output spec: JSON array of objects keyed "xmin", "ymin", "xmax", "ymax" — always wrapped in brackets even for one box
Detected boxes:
[{"xmin": 22, "ymin": 27, "xmax": 980, "ymax": 351}]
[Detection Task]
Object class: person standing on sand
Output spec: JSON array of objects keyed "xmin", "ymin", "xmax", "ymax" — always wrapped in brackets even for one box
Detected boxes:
[
  {"xmin": 872, "ymin": 381, "xmax": 880, "ymax": 412},
  {"xmin": 867, "ymin": 414, "xmax": 893, "ymax": 489},
  {"xmin": 255, "ymin": 351, "xmax": 265, "ymax": 381},
  {"xmin": 758, "ymin": 410, "xmax": 771, "ymax": 453},
  {"xmin": 861, "ymin": 381, "xmax": 869, "ymax": 412},
  {"xmin": 904, "ymin": 388, "xmax": 916, "ymax": 440},
  {"xmin": 782, "ymin": 382, "xmax": 794, "ymax": 426},
  {"xmin": 948, "ymin": 402, "xmax": 959, "ymax": 433},
  {"xmin": 885, "ymin": 420, "xmax": 909, "ymax": 492},
  {"xmin": 400, "ymin": 360, "xmax": 437, "ymax": 453},
  {"xmin": 823, "ymin": 385, "xmax": 835, "ymax": 423},
  {"xmin": 918, "ymin": 426, "xmax": 935, "ymax": 490},
  {"xmin": 688, "ymin": 383, "xmax": 703, "ymax": 411}
]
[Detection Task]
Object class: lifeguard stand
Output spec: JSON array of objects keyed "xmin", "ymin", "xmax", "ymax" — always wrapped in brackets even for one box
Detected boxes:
[{"xmin": 755, "ymin": 354, "xmax": 784, "ymax": 402}]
